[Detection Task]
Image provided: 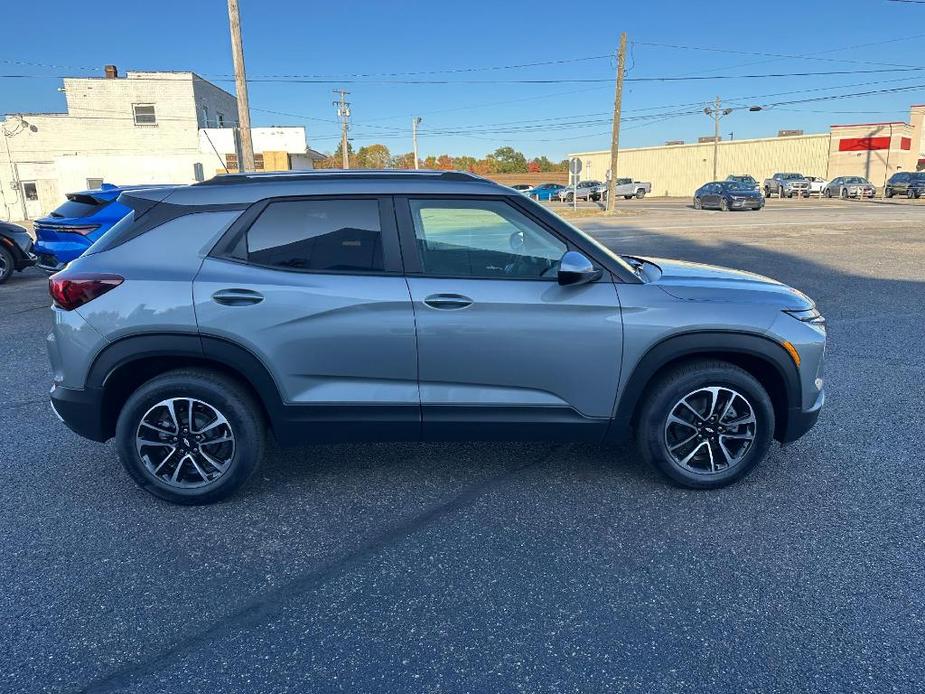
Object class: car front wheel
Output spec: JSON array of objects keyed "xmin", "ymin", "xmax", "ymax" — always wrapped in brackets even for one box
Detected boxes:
[
  {"xmin": 637, "ymin": 360, "xmax": 775, "ymax": 489},
  {"xmin": 115, "ymin": 369, "xmax": 265, "ymax": 504}
]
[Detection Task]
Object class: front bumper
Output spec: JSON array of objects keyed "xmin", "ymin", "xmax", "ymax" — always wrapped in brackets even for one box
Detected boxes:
[
  {"xmin": 779, "ymin": 388, "xmax": 825, "ymax": 443},
  {"xmin": 50, "ymin": 383, "xmax": 110, "ymax": 442},
  {"xmin": 730, "ymin": 197, "xmax": 763, "ymax": 209}
]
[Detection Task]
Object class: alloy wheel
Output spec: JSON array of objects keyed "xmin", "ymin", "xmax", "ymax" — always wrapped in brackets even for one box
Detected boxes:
[
  {"xmin": 135, "ymin": 397, "xmax": 235, "ymax": 489},
  {"xmin": 663, "ymin": 386, "xmax": 756, "ymax": 474}
]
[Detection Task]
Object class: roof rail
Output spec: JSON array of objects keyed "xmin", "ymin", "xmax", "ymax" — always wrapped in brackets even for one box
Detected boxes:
[{"xmin": 195, "ymin": 169, "xmax": 487, "ymax": 186}]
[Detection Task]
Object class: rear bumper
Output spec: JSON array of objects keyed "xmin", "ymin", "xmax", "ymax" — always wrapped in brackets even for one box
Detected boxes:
[
  {"xmin": 49, "ymin": 383, "xmax": 110, "ymax": 442},
  {"xmin": 32, "ymin": 239, "xmax": 90, "ymax": 266},
  {"xmin": 779, "ymin": 388, "xmax": 824, "ymax": 444}
]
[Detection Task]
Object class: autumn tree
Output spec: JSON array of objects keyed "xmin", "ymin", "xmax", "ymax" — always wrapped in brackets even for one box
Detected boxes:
[
  {"xmin": 353, "ymin": 143, "xmax": 392, "ymax": 169},
  {"xmin": 391, "ymin": 152, "xmax": 417, "ymax": 169}
]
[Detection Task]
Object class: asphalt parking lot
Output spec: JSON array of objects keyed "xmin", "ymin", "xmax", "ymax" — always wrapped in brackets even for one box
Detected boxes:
[{"xmin": 1, "ymin": 198, "xmax": 923, "ymax": 693}]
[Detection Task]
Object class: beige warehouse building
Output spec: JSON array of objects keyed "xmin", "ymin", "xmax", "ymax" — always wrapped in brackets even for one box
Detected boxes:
[{"xmin": 570, "ymin": 105, "xmax": 925, "ymax": 197}]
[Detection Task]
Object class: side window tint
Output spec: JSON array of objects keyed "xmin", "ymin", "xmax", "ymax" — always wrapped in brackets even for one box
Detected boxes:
[
  {"xmin": 410, "ymin": 199, "xmax": 567, "ymax": 279},
  {"xmin": 246, "ymin": 199, "xmax": 383, "ymax": 273}
]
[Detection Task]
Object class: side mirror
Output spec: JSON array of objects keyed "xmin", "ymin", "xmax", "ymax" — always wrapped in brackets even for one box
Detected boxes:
[{"xmin": 558, "ymin": 251, "xmax": 602, "ymax": 286}]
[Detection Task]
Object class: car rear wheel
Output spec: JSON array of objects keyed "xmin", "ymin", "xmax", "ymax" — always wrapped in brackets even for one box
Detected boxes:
[
  {"xmin": 824, "ymin": 188, "xmax": 832, "ymax": 198},
  {"xmin": 636, "ymin": 360, "xmax": 775, "ymax": 489},
  {"xmin": 0, "ymin": 246, "xmax": 13, "ymax": 284},
  {"xmin": 115, "ymin": 369, "xmax": 265, "ymax": 505},
  {"xmin": 624, "ymin": 195, "xmax": 633, "ymax": 200},
  {"xmin": 693, "ymin": 197, "xmax": 702, "ymax": 210}
]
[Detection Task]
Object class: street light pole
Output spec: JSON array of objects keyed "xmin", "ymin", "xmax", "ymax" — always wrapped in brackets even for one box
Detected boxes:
[{"xmin": 412, "ymin": 117, "xmax": 422, "ymax": 169}]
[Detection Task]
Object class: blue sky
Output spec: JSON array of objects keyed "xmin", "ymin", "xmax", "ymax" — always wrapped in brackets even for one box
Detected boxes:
[{"xmin": 2, "ymin": 0, "xmax": 924, "ymax": 160}]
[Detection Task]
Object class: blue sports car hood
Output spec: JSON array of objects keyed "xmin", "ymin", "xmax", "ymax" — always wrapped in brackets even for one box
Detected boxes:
[{"xmin": 640, "ymin": 257, "xmax": 815, "ymax": 310}]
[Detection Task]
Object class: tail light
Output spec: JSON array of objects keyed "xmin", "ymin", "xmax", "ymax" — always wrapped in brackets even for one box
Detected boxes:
[
  {"xmin": 63, "ymin": 224, "xmax": 101, "ymax": 236},
  {"xmin": 49, "ymin": 272, "xmax": 123, "ymax": 310}
]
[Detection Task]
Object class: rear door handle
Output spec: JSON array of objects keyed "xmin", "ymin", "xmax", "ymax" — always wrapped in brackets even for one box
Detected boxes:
[
  {"xmin": 211, "ymin": 288, "xmax": 264, "ymax": 306},
  {"xmin": 423, "ymin": 293, "xmax": 473, "ymax": 310}
]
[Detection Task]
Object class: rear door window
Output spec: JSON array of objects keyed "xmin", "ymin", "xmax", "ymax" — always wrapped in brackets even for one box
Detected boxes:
[{"xmin": 244, "ymin": 199, "xmax": 385, "ymax": 273}]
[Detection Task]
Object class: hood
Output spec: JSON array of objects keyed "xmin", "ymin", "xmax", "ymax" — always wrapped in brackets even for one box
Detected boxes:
[{"xmin": 638, "ymin": 257, "xmax": 815, "ymax": 310}]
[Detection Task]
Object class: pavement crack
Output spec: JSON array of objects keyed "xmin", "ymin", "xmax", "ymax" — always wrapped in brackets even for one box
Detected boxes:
[{"xmin": 76, "ymin": 444, "xmax": 563, "ymax": 694}]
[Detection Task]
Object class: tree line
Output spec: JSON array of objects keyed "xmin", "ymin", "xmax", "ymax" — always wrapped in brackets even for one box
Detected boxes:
[{"xmin": 314, "ymin": 144, "xmax": 569, "ymax": 174}]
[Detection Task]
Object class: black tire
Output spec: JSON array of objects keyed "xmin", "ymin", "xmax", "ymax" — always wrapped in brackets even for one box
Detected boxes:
[
  {"xmin": 885, "ymin": 188, "xmax": 893, "ymax": 198},
  {"xmin": 764, "ymin": 187, "xmax": 771, "ymax": 198},
  {"xmin": 824, "ymin": 188, "xmax": 832, "ymax": 198},
  {"xmin": 720, "ymin": 197, "xmax": 729, "ymax": 211},
  {"xmin": 636, "ymin": 360, "xmax": 775, "ymax": 489},
  {"xmin": 840, "ymin": 188, "xmax": 848, "ymax": 199},
  {"xmin": 0, "ymin": 246, "xmax": 13, "ymax": 284},
  {"xmin": 624, "ymin": 195, "xmax": 633, "ymax": 200},
  {"xmin": 635, "ymin": 190, "xmax": 646, "ymax": 199},
  {"xmin": 908, "ymin": 189, "xmax": 917, "ymax": 199},
  {"xmin": 115, "ymin": 369, "xmax": 265, "ymax": 504},
  {"xmin": 693, "ymin": 197, "xmax": 702, "ymax": 210}
]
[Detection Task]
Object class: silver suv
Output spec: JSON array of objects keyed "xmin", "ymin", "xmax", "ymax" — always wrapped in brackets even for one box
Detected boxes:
[{"xmin": 47, "ymin": 171, "xmax": 826, "ymax": 504}]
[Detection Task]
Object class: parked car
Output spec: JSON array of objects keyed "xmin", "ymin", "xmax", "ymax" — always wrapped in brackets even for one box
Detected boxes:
[
  {"xmin": 823, "ymin": 176, "xmax": 876, "ymax": 199},
  {"xmin": 557, "ymin": 180, "xmax": 603, "ymax": 202},
  {"xmin": 725, "ymin": 174, "xmax": 759, "ymax": 189},
  {"xmin": 0, "ymin": 221, "xmax": 37, "ymax": 284},
  {"xmin": 526, "ymin": 182, "xmax": 566, "ymax": 201},
  {"xmin": 693, "ymin": 181, "xmax": 764, "ymax": 211},
  {"xmin": 509, "ymin": 184, "xmax": 532, "ymax": 193},
  {"xmin": 47, "ymin": 169, "xmax": 826, "ymax": 504},
  {"xmin": 884, "ymin": 171, "xmax": 925, "ymax": 199},
  {"xmin": 763, "ymin": 173, "xmax": 811, "ymax": 198},
  {"xmin": 32, "ymin": 183, "xmax": 171, "ymax": 271},
  {"xmin": 606, "ymin": 177, "xmax": 652, "ymax": 200},
  {"xmin": 806, "ymin": 177, "xmax": 828, "ymax": 196}
]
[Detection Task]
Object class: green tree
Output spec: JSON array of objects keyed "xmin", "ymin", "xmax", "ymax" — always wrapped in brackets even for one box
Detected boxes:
[
  {"xmin": 354, "ymin": 143, "xmax": 392, "ymax": 169},
  {"xmin": 486, "ymin": 146, "xmax": 528, "ymax": 174},
  {"xmin": 453, "ymin": 156, "xmax": 478, "ymax": 172}
]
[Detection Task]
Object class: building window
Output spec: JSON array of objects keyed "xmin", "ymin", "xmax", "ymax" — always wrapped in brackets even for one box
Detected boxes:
[
  {"xmin": 255, "ymin": 153, "xmax": 264, "ymax": 170},
  {"xmin": 216, "ymin": 112, "xmax": 225, "ymax": 127},
  {"xmin": 132, "ymin": 103, "xmax": 157, "ymax": 126},
  {"xmin": 201, "ymin": 105, "xmax": 210, "ymax": 128},
  {"xmin": 86, "ymin": 178, "xmax": 104, "ymax": 189},
  {"xmin": 22, "ymin": 182, "xmax": 38, "ymax": 201}
]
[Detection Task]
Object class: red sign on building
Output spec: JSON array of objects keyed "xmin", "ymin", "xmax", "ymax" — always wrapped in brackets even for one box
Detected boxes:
[{"xmin": 838, "ymin": 137, "xmax": 892, "ymax": 152}]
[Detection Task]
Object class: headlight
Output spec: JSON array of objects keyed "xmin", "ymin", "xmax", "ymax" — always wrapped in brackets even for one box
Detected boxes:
[{"xmin": 785, "ymin": 307, "xmax": 826, "ymax": 326}]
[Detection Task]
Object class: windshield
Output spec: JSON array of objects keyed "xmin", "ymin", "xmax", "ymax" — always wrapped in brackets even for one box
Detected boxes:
[
  {"xmin": 780, "ymin": 173, "xmax": 804, "ymax": 180},
  {"xmin": 911, "ymin": 173, "xmax": 925, "ymax": 182},
  {"xmin": 845, "ymin": 177, "xmax": 867, "ymax": 184},
  {"xmin": 552, "ymin": 214, "xmax": 639, "ymax": 278}
]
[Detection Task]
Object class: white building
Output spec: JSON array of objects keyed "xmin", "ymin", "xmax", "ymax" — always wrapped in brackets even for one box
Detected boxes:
[{"xmin": 1, "ymin": 66, "xmax": 319, "ymax": 221}]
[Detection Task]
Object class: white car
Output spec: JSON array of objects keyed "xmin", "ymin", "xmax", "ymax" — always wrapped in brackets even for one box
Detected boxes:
[{"xmin": 807, "ymin": 177, "xmax": 828, "ymax": 196}]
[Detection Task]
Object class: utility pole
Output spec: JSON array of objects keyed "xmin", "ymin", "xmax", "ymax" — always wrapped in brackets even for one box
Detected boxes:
[
  {"xmin": 226, "ymin": 0, "xmax": 255, "ymax": 172},
  {"xmin": 412, "ymin": 117, "xmax": 422, "ymax": 169},
  {"xmin": 704, "ymin": 96, "xmax": 733, "ymax": 181},
  {"xmin": 333, "ymin": 89, "xmax": 351, "ymax": 169},
  {"xmin": 605, "ymin": 32, "xmax": 627, "ymax": 213}
]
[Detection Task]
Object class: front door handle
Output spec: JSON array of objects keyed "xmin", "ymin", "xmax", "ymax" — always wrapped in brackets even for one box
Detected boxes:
[
  {"xmin": 212, "ymin": 288, "xmax": 264, "ymax": 306},
  {"xmin": 423, "ymin": 293, "xmax": 473, "ymax": 310}
]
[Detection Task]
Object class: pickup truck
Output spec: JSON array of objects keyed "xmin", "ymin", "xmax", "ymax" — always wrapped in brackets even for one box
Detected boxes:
[
  {"xmin": 763, "ymin": 173, "xmax": 811, "ymax": 198},
  {"xmin": 597, "ymin": 177, "xmax": 652, "ymax": 201}
]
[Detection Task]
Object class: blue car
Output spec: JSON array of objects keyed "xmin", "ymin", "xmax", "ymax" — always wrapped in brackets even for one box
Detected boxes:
[
  {"xmin": 33, "ymin": 183, "xmax": 170, "ymax": 270},
  {"xmin": 525, "ymin": 182, "xmax": 566, "ymax": 201}
]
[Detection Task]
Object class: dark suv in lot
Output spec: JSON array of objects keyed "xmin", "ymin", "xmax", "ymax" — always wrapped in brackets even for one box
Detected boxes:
[
  {"xmin": 884, "ymin": 171, "xmax": 925, "ymax": 199},
  {"xmin": 47, "ymin": 171, "xmax": 826, "ymax": 504}
]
